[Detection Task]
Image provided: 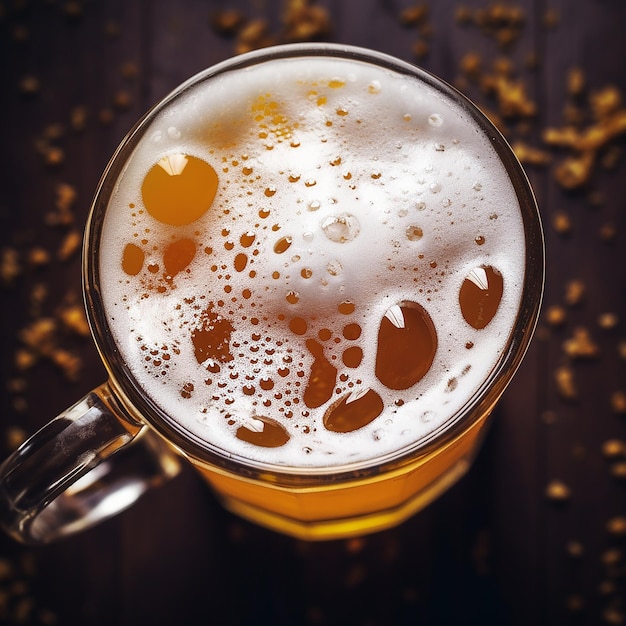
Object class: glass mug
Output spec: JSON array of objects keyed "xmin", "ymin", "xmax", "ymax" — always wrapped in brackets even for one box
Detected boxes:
[{"xmin": 0, "ymin": 43, "xmax": 544, "ymax": 544}]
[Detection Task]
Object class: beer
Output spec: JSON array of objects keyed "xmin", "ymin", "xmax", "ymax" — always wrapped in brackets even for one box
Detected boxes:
[{"xmin": 95, "ymin": 46, "xmax": 538, "ymax": 538}]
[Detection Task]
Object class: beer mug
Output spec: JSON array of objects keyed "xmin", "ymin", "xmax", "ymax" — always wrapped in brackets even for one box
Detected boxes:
[{"xmin": 0, "ymin": 43, "xmax": 544, "ymax": 544}]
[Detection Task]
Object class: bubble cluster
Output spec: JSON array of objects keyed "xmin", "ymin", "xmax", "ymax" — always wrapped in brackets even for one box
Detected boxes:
[{"xmin": 99, "ymin": 56, "xmax": 525, "ymax": 468}]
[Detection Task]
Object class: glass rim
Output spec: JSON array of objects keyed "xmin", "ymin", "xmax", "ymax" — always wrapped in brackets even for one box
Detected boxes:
[{"xmin": 83, "ymin": 42, "xmax": 545, "ymax": 484}]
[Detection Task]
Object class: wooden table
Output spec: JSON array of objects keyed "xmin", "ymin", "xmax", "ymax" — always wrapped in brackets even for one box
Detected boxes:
[{"xmin": 1, "ymin": 1, "xmax": 625, "ymax": 624}]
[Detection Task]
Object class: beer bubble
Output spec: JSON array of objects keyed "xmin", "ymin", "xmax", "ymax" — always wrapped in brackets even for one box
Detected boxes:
[
  {"xmin": 338, "ymin": 301, "xmax": 355, "ymax": 315},
  {"xmin": 428, "ymin": 113, "xmax": 443, "ymax": 127},
  {"xmin": 323, "ymin": 388, "xmax": 384, "ymax": 433},
  {"xmin": 236, "ymin": 416, "xmax": 290, "ymax": 448},
  {"xmin": 141, "ymin": 154, "xmax": 218, "ymax": 226},
  {"xmin": 274, "ymin": 236, "xmax": 293, "ymax": 254},
  {"xmin": 473, "ymin": 182, "xmax": 482, "ymax": 191},
  {"xmin": 234, "ymin": 253, "xmax": 248, "ymax": 272},
  {"xmin": 308, "ymin": 200, "xmax": 321, "ymax": 211},
  {"xmin": 375, "ymin": 302, "xmax": 437, "ymax": 390},
  {"xmin": 416, "ymin": 201, "xmax": 426, "ymax": 211},
  {"xmin": 343, "ymin": 323, "xmax": 361, "ymax": 340},
  {"xmin": 240, "ymin": 232, "xmax": 256, "ymax": 247},
  {"xmin": 421, "ymin": 410, "xmax": 435, "ymax": 423},
  {"xmin": 327, "ymin": 260, "xmax": 343, "ymax": 276},
  {"xmin": 264, "ymin": 186, "xmax": 277, "ymax": 197},
  {"xmin": 167, "ymin": 126, "xmax": 181, "ymax": 139},
  {"xmin": 289, "ymin": 317, "xmax": 307, "ymax": 335},
  {"xmin": 163, "ymin": 238, "xmax": 196, "ymax": 277},
  {"xmin": 429, "ymin": 182, "xmax": 441, "ymax": 193},
  {"xmin": 122, "ymin": 243, "xmax": 144, "ymax": 276},
  {"xmin": 475, "ymin": 235, "xmax": 485, "ymax": 245},
  {"xmin": 301, "ymin": 267, "xmax": 313, "ymax": 279},
  {"xmin": 303, "ymin": 231, "xmax": 314, "ymax": 242},
  {"xmin": 342, "ymin": 346, "xmax": 363, "ymax": 368},
  {"xmin": 321, "ymin": 213, "xmax": 360, "ymax": 243},
  {"xmin": 285, "ymin": 291, "xmax": 300, "ymax": 304},
  {"xmin": 406, "ymin": 225, "xmax": 423, "ymax": 241},
  {"xmin": 459, "ymin": 265, "xmax": 504, "ymax": 330}
]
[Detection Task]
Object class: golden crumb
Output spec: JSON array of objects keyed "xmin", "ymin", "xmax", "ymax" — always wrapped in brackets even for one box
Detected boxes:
[
  {"xmin": 565, "ymin": 595, "xmax": 584, "ymax": 613},
  {"xmin": 51, "ymin": 349, "xmax": 83, "ymax": 381},
  {"xmin": 120, "ymin": 61, "xmax": 139, "ymax": 80},
  {"xmin": 27, "ymin": 247, "xmax": 51, "ymax": 267},
  {"xmin": 57, "ymin": 230, "xmax": 82, "ymax": 261},
  {"xmin": 63, "ymin": 1, "xmax": 84, "ymax": 20},
  {"xmin": 607, "ymin": 516, "xmax": 626, "ymax": 536},
  {"xmin": 103, "ymin": 20, "xmax": 120, "ymax": 38},
  {"xmin": 562, "ymin": 327, "xmax": 599, "ymax": 359},
  {"xmin": 235, "ymin": 19, "xmax": 275, "ymax": 55},
  {"xmin": 70, "ymin": 105, "xmax": 88, "ymax": 132},
  {"xmin": 542, "ymin": 8, "xmax": 560, "ymax": 29},
  {"xmin": 29, "ymin": 283, "xmax": 48, "ymax": 314},
  {"xmin": 553, "ymin": 152, "xmax": 594, "ymax": 189},
  {"xmin": 98, "ymin": 108, "xmax": 115, "ymax": 126},
  {"xmin": 564, "ymin": 279, "xmax": 585, "ymax": 306},
  {"xmin": 566, "ymin": 541, "xmax": 584, "ymax": 558},
  {"xmin": 411, "ymin": 40, "xmax": 430, "ymax": 59},
  {"xmin": 1, "ymin": 247, "xmax": 21, "ymax": 286},
  {"xmin": 545, "ymin": 305, "xmax": 567, "ymax": 327},
  {"xmin": 18, "ymin": 74, "xmax": 40, "ymax": 96},
  {"xmin": 599, "ymin": 222, "xmax": 617, "ymax": 242},
  {"xmin": 541, "ymin": 410, "xmax": 558, "ymax": 425},
  {"xmin": 598, "ymin": 312, "xmax": 618, "ymax": 329},
  {"xmin": 610, "ymin": 391, "xmax": 626, "ymax": 414},
  {"xmin": 611, "ymin": 462, "xmax": 626, "ymax": 480},
  {"xmin": 283, "ymin": 0, "xmax": 333, "ymax": 42},
  {"xmin": 399, "ymin": 4, "xmax": 429, "ymax": 27},
  {"xmin": 482, "ymin": 74, "xmax": 537, "ymax": 118},
  {"xmin": 14, "ymin": 347, "xmax": 37, "ymax": 372},
  {"xmin": 113, "ymin": 90, "xmax": 132, "ymax": 110},
  {"xmin": 602, "ymin": 608, "xmax": 625, "ymax": 625},
  {"xmin": 211, "ymin": 9, "xmax": 246, "ymax": 35},
  {"xmin": 59, "ymin": 303, "xmax": 90, "ymax": 337},
  {"xmin": 44, "ymin": 146, "xmax": 65, "ymax": 167},
  {"xmin": 545, "ymin": 480, "xmax": 571, "ymax": 502},
  {"xmin": 555, "ymin": 365, "xmax": 576, "ymax": 399},
  {"xmin": 551, "ymin": 210, "xmax": 572, "ymax": 234},
  {"xmin": 19, "ymin": 318, "xmax": 57, "ymax": 351},
  {"xmin": 512, "ymin": 141, "xmax": 551, "ymax": 166},
  {"xmin": 5, "ymin": 426, "xmax": 27, "ymax": 452},
  {"xmin": 567, "ymin": 67, "xmax": 585, "ymax": 97},
  {"xmin": 459, "ymin": 52, "xmax": 482, "ymax": 79},
  {"xmin": 602, "ymin": 439, "xmax": 626, "ymax": 459}
]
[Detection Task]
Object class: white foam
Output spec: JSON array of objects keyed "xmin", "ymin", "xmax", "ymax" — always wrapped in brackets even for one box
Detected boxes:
[{"xmin": 99, "ymin": 54, "xmax": 526, "ymax": 469}]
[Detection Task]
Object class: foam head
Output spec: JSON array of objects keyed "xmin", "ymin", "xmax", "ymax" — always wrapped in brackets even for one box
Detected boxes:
[{"xmin": 98, "ymin": 50, "xmax": 526, "ymax": 469}]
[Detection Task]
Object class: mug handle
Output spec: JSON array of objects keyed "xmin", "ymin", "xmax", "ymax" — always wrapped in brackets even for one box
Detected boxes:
[{"xmin": 0, "ymin": 382, "xmax": 181, "ymax": 544}]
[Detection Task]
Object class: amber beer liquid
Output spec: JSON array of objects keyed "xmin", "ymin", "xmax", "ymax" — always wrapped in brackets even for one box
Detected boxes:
[{"xmin": 96, "ymin": 45, "xmax": 541, "ymax": 539}]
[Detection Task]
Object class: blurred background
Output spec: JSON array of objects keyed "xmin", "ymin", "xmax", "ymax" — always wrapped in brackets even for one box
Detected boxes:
[{"xmin": 0, "ymin": 1, "xmax": 625, "ymax": 624}]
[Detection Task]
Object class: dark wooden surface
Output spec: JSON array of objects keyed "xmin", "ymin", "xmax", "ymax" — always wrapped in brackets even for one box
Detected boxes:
[{"xmin": 1, "ymin": 1, "xmax": 625, "ymax": 625}]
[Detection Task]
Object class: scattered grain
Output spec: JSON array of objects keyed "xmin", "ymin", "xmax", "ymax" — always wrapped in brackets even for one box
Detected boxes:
[
  {"xmin": 546, "ymin": 479, "xmax": 571, "ymax": 502},
  {"xmin": 563, "ymin": 327, "xmax": 599, "ymax": 359}
]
